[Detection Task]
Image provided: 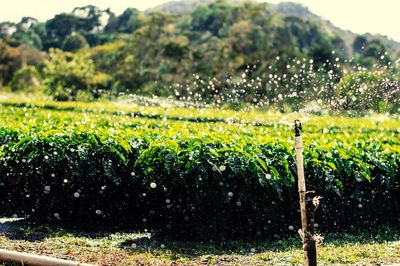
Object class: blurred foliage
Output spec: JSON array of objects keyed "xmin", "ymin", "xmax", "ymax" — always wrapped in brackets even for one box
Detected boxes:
[
  {"xmin": 43, "ymin": 49, "xmax": 111, "ymax": 101},
  {"xmin": 0, "ymin": 40, "xmax": 24, "ymax": 86},
  {"xmin": 61, "ymin": 33, "xmax": 89, "ymax": 52},
  {"xmin": 336, "ymin": 70, "xmax": 400, "ymax": 113},
  {"xmin": 9, "ymin": 66, "xmax": 41, "ymax": 91},
  {"xmin": 105, "ymin": 8, "xmax": 143, "ymax": 34},
  {"xmin": 0, "ymin": 1, "xmax": 398, "ymax": 112}
]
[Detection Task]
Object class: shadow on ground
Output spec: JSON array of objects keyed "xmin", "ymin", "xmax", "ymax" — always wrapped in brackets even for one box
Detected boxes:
[{"xmin": 1, "ymin": 217, "xmax": 399, "ymax": 259}]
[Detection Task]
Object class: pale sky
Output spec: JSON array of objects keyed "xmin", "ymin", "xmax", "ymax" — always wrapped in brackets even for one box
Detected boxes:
[{"xmin": 1, "ymin": 0, "xmax": 399, "ymax": 42}]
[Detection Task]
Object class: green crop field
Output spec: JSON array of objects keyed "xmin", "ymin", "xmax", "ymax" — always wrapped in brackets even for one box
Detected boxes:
[
  {"xmin": 1, "ymin": 1, "xmax": 400, "ymax": 264},
  {"xmin": 0, "ymin": 98, "xmax": 399, "ymax": 239},
  {"xmin": 0, "ymin": 97, "xmax": 399, "ymax": 265}
]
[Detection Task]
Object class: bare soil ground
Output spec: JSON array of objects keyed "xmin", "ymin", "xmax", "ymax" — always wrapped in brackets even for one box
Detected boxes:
[{"xmin": 1, "ymin": 218, "xmax": 399, "ymax": 266}]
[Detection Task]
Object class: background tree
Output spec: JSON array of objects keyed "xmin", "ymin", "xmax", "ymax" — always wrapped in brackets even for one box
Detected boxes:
[
  {"xmin": 105, "ymin": 8, "xmax": 143, "ymax": 33},
  {"xmin": 62, "ymin": 33, "xmax": 89, "ymax": 51},
  {"xmin": 353, "ymin": 35, "xmax": 367, "ymax": 54},
  {"xmin": 335, "ymin": 70, "xmax": 399, "ymax": 113},
  {"xmin": 43, "ymin": 49, "xmax": 110, "ymax": 101},
  {"xmin": 11, "ymin": 29, "xmax": 43, "ymax": 49},
  {"xmin": 9, "ymin": 66, "xmax": 41, "ymax": 91},
  {"xmin": 45, "ymin": 14, "xmax": 81, "ymax": 48},
  {"xmin": 0, "ymin": 0, "xmax": 398, "ymax": 111},
  {"xmin": 190, "ymin": 1, "xmax": 234, "ymax": 36},
  {"xmin": 0, "ymin": 40, "xmax": 24, "ymax": 86}
]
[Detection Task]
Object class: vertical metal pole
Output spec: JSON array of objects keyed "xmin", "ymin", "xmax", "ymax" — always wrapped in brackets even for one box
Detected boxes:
[{"xmin": 295, "ymin": 120, "xmax": 317, "ymax": 266}]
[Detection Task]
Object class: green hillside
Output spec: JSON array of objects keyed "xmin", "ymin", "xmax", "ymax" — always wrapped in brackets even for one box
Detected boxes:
[{"xmin": 0, "ymin": 0, "xmax": 399, "ymax": 113}]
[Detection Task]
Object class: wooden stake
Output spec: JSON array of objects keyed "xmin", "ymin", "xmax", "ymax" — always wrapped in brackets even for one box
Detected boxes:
[{"xmin": 295, "ymin": 120, "xmax": 317, "ymax": 266}]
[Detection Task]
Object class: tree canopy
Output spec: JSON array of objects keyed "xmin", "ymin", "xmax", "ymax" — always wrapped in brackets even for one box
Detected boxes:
[{"xmin": 0, "ymin": 1, "xmax": 398, "ymax": 112}]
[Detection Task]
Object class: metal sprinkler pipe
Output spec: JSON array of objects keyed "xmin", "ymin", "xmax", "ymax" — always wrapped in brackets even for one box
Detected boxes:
[
  {"xmin": 294, "ymin": 120, "xmax": 317, "ymax": 266},
  {"xmin": 0, "ymin": 249, "xmax": 96, "ymax": 266}
]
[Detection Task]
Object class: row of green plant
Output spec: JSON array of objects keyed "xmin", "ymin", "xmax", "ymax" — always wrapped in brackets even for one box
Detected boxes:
[
  {"xmin": 1, "ymin": 99, "xmax": 399, "ymax": 130},
  {"xmin": 0, "ymin": 103, "xmax": 399, "ymax": 165},
  {"xmin": 0, "ymin": 104, "xmax": 399, "ymax": 239}
]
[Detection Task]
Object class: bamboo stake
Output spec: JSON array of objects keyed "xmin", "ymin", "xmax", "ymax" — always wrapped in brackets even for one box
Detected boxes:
[
  {"xmin": 0, "ymin": 249, "xmax": 96, "ymax": 266},
  {"xmin": 294, "ymin": 120, "xmax": 317, "ymax": 266}
]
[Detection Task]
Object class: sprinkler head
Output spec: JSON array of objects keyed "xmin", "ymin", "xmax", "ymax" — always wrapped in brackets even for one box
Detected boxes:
[{"xmin": 294, "ymin": 120, "xmax": 302, "ymax": 137}]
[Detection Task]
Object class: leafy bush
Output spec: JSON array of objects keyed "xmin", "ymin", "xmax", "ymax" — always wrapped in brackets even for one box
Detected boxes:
[
  {"xmin": 61, "ymin": 33, "xmax": 89, "ymax": 52},
  {"xmin": 0, "ymin": 127, "xmax": 398, "ymax": 240},
  {"xmin": 43, "ymin": 49, "xmax": 111, "ymax": 101},
  {"xmin": 9, "ymin": 66, "xmax": 41, "ymax": 91},
  {"xmin": 336, "ymin": 70, "xmax": 400, "ymax": 113}
]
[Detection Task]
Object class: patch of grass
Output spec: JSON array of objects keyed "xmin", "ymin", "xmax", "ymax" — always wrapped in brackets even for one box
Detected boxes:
[{"xmin": 1, "ymin": 219, "xmax": 399, "ymax": 265}]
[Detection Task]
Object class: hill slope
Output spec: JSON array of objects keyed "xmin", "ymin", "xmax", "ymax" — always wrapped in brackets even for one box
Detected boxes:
[
  {"xmin": 272, "ymin": 2, "xmax": 400, "ymax": 55},
  {"xmin": 149, "ymin": 0, "xmax": 400, "ymax": 55}
]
